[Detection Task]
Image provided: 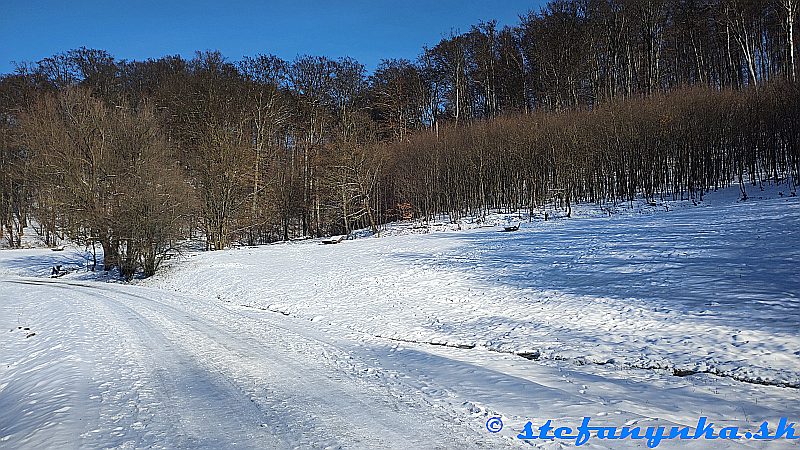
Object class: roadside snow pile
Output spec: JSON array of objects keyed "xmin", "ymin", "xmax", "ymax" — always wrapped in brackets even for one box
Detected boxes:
[{"xmin": 147, "ymin": 182, "xmax": 797, "ymax": 388}]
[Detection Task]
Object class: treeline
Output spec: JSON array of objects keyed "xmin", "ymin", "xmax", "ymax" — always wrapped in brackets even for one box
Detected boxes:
[
  {"xmin": 386, "ymin": 82, "xmax": 800, "ymax": 221},
  {"xmin": 0, "ymin": 0, "xmax": 798, "ymax": 278}
]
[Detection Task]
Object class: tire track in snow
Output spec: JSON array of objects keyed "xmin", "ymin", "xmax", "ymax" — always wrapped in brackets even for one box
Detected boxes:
[
  {"xmin": 2, "ymin": 278, "xmax": 284, "ymax": 449},
  {"xmin": 4, "ymin": 277, "xmax": 511, "ymax": 449}
]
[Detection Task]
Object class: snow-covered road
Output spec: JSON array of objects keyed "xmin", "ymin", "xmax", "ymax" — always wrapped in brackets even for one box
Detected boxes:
[
  {"xmin": 3, "ymin": 276, "xmax": 798, "ymax": 449},
  {"xmin": 1, "ymin": 277, "xmax": 509, "ymax": 448}
]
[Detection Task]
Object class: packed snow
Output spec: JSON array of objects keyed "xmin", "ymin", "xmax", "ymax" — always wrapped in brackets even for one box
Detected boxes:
[{"xmin": 1, "ymin": 183, "xmax": 799, "ymax": 448}]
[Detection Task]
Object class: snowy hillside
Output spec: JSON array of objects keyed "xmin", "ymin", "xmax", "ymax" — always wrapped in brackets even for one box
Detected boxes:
[
  {"xmin": 153, "ymin": 185, "xmax": 800, "ymax": 387},
  {"xmin": 1, "ymin": 184, "xmax": 799, "ymax": 449}
]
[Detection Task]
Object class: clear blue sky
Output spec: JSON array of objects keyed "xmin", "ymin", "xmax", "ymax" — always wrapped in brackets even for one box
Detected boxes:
[{"xmin": 0, "ymin": 0, "xmax": 546, "ymax": 74}]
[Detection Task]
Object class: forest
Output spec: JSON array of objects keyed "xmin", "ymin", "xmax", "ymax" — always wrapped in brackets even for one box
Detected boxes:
[{"xmin": 0, "ymin": 0, "xmax": 798, "ymax": 278}]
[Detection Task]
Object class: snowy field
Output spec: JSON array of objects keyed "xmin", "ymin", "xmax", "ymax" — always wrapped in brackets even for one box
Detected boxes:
[{"xmin": 1, "ymin": 184, "xmax": 799, "ymax": 448}]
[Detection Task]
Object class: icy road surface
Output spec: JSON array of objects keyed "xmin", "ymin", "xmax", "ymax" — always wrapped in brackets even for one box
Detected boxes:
[{"xmin": 1, "ymin": 186, "xmax": 799, "ymax": 449}]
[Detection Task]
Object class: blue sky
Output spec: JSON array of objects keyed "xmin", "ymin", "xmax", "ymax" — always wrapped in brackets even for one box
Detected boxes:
[{"xmin": 0, "ymin": 0, "xmax": 545, "ymax": 74}]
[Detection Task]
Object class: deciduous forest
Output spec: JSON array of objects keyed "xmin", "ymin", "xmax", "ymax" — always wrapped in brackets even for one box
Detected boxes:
[{"xmin": 1, "ymin": 0, "xmax": 798, "ymax": 278}]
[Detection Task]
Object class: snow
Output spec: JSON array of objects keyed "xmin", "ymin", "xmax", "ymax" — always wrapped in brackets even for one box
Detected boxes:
[
  {"xmin": 1, "ymin": 183, "xmax": 799, "ymax": 448},
  {"xmin": 155, "ymin": 184, "xmax": 800, "ymax": 388},
  {"xmin": 1, "ymin": 278, "xmax": 506, "ymax": 448}
]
